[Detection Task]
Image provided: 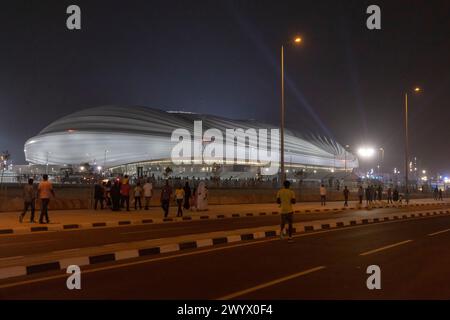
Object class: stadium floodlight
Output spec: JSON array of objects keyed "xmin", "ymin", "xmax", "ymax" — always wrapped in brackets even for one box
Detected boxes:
[{"xmin": 357, "ymin": 147, "xmax": 375, "ymax": 158}]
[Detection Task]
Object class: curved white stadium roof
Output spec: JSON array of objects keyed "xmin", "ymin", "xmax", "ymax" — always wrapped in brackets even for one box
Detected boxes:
[{"xmin": 24, "ymin": 105, "xmax": 358, "ymax": 169}]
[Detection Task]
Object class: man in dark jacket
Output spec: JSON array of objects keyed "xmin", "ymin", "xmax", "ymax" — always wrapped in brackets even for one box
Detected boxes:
[
  {"xmin": 19, "ymin": 178, "xmax": 36, "ymax": 223},
  {"xmin": 110, "ymin": 180, "xmax": 121, "ymax": 211},
  {"xmin": 160, "ymin": 180, "xmax": 172, "ymax": 217},
  {"xmin": 343, "ymin": 186, "xmax": 350, "ymax": 207},
  {"xmin": 94, "ymin": 180, "xmax": 104, "ymax": 210}
]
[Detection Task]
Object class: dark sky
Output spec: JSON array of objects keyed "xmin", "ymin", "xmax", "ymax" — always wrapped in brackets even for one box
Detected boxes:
[{"xmin": 0, "ymin": 0, "xmax": 449, "ymax": 174}]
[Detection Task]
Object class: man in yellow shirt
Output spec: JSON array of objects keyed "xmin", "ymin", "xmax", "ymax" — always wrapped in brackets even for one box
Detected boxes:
[
  {"xmin": 276, "ymin": 180, "xmax": 296, "ymax": 242},
  {"xmin": 175, "ymin": 185, "xmax": 185, "ymax": 217}
]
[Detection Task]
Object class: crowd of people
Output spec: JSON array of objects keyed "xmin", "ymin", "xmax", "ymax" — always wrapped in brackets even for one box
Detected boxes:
[
  {"xmin": 92, "ymin": 175, "xmax": 209, "ymax": 217},
  {"xmin": 316, "ymin": 184, "xmax": 446, "ymax": 207}
]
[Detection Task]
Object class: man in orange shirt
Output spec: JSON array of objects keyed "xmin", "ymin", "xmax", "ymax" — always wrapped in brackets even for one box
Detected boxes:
[{"xmin": 37, "ymin": 174, "xmax": 55, "ymax": 224}]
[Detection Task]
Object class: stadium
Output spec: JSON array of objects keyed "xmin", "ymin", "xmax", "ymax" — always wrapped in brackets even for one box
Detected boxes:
[{"xmin": 24, "ymin": 105, "xmax": 358, "ymax": 179}]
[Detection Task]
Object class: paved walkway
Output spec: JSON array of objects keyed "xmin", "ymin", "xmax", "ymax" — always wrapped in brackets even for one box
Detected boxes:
[{"xmin": 0, "ymin": 198, "xmax": 447, "ymax": 232}]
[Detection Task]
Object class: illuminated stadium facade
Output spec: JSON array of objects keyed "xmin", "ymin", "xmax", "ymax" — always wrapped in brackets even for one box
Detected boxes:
[{"xmin": 24, "ymin": 106, "xmax": 358, "ymax": 179}]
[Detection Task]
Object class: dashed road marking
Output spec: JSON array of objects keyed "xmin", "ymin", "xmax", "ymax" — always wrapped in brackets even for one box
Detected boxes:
[{"xmin": 359, "ymin": 240, "xmax": 413, "ymax": 256}]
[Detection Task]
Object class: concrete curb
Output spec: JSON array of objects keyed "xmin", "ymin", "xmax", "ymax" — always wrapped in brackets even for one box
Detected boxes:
[
  {"xmin": 1, "ymin": 208, "xmax": 449, "ymax": 281},
  {"xmin": 0, "ymin": 202, "xmax": 444, "ymax": 236}
]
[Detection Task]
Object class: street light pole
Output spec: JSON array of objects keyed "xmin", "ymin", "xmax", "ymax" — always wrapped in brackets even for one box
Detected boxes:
[
  {"xmin": 344, "ymin": 144, "xmax": 350, "ymax": 172},
  {"xmin": 404, "ymin": 86, "xmax": 422, "ymax": 203},
  {"xmin": 404, "ymin": 92, "xmax": 409, "ymax": 203},
  {"xmin": 279, "ymin": 37, "xmax": 302, "ymax": 183},
  {"xmin": 379, "ymin": 147, "xmax": 384, "ymax": 180},
  {"xmin": 280, "ymin": 45, "xmax": 285, "ymax": 183},
  {"xmin": 46, "ymin": 151, "xmax": 50, "ymax": 175},
  {"xmin": 104, "ymin": 150, "xmax": 108, "ymax": 172}
]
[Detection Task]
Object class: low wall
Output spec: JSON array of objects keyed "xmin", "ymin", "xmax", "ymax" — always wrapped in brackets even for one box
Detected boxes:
[{"xmin": 0, "ymin": 183, "xmax": 439, "ymax": 212}]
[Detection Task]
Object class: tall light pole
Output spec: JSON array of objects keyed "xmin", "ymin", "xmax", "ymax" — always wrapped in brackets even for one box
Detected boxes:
[
  {"xmin": 280, "ymin": 36, "xmax": 302, "ymax": 183},
  {"xmin": 103, "ymin": 149, "xmax": 109, "ymax": 173},
  {"xmin": 404, "ymin": 87, "xmax": 421, "ymax": 203},
  {"xmin": 379, "ymin": 147, "xmax": 384, "ymax": 179},
  {"xmin": 344, "ymin": 144, "xmax": 350, "ymax": 172},
  {"xmin": 46, "ymin": 151, "xmax": 50, "ymax": 175}
]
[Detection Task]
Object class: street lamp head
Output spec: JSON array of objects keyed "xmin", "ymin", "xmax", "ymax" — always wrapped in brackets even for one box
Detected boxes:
[
  {"xmin": 357, "ymin": 147, "xmax": 375, "ymax": 158},
  {"xmin": 414, "ymin": 87, "xmax": 421, "ymax": 93},
  {"xmin": 294, "ymin": 37, "xmax": 302, "ymax": 44}
]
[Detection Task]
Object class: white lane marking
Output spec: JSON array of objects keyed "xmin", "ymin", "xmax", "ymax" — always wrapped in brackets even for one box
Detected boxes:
[
  {"xmin": 0, "ymin": 256, "xmax": 24, "ymax": 261},
  {"xmin": 0, "ymin": 266, "xmax": 27, "ymax": 280},
  {"xmin": 115, "ymin": 250, "xmax": 139, "ymax": 260},
  {"xmin": 0, "ymin": 239, "xmax": 56, "ymax": 247},
  {"xmin": 428, "ymin": 229, "xmax": 450, "ymax": 236},
  {"xmin": 120, "ymin": 226, "xmax": 193, "ymax": 235},
  {"xmin": 52, "ymin": 248, "xmax": 80, "ymax": 254},
  {"xmin": 217, "ymin": 266, "xmax": 326, "ymax": 300},
  {"xmin": 196, "ymin": 239, "xmax": 213, "ymax": 248},
  {"xmin": 359, "ymin": 240, "xmax": 413, "ymax": 256}
]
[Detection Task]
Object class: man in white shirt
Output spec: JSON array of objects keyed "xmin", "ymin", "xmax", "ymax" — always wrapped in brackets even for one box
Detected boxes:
[
  {"xmin": 320, "ymin": 184, "xmax": 327, "ymax": 206},
  {"xmin": 143, "ymin": 179, "xmax": 153, "ymax": 210}
]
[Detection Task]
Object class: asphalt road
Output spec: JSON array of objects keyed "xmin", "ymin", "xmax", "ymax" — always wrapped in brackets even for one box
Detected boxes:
[
  {"xmin": 2, "ymin": 213, "xmax": 450, "ymax": 299},
  {"xmin": 0, "ymin": 206, "xmax": 434, "ymax": 258}
]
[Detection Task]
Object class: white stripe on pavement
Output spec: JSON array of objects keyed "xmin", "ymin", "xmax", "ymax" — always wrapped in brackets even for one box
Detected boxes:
[
  {"xmin": 428, "ymin": 229, "xmax": 450, "ymax": 236},
  {"xmin": 217, "ymin": 266, "xmax": 326, "ymax": 300},
  {"xmin": 359, "ymin": 240, "xmax": 413, "ymax": 256},
  {"xmin": 0, "ymin": 266, "xmax": 27, "ymax": 280}
]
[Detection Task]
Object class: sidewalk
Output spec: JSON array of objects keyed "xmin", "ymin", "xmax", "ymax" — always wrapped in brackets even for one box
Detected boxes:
[{"xmin": 0, "ymin": 198, "xmax": 448, "ymax": 235}]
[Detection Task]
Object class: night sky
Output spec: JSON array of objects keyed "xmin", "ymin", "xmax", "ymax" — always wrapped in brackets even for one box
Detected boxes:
[{"xmin": 0, "ymin": 0, "xmax": 449, "ymax": 174}]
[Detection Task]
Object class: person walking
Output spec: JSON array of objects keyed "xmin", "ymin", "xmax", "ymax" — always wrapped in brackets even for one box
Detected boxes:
[
  {"xmin": 365, "ymin": 186, "xmax": 370, "ymax": 206},
  {"xmin": 104, "ymin": 180, "xmax": 112, "ymax": 208},
  {"xmin": 37, "ymin": 174, "xmax": 55, "ymax": 224},
  {"xmin": 183, "ymin": 181, "xmax": 191, "ymax": 211},
  {"xmin": 393, "ymin": 188, "xmax": 399, "ymax": 202},
  {"xmin": 94, "ymin": 180, "xmax": 104, "ymax": 210},
  {"xmin": 377, "ymin": 185, "xmax": 383, "ymax": 202},
  {"xmin": 143, "ymin": 179, "xmax": 153, "ymax": 210},
  {"xmin": 320, "ymin": 184, "xmax": 327, "ymax": 206},
  {"xmin": 110, "ymin": 180, "xmax": 121, "ymax": 211},
  {"xmin": 387, "ymin": 187, "xmax": 393, "ymax": 204},
  {"xmin": 160, "ymin": 180, "xmax": 172, "ymax": 218},
  {"xmin": 120, "ymin": 175, "xmax": 131, "ymax": 211},
  {"xmin": 134, "ymin": 182, "xmax": 143, "ymax": 210},
  {"xmin": 358, "ymin": 186, "xmax": 364, "ymax": 205},
  {"xmin": 190, "ymin": 187, "xmax": 197, "ymax": 211},
  {"xmin": 343, "ymin": 186, "xmax": 349, "ymax": 207},
  {"xmin": 175, "ymin": 184, "xmax": 185, "ymax": 217},
  {"xmin": 19, "ymin": 178, "xmax": 36, "ymax": 223},
  {"xmin": 277, "ymin": 180, "xmax": 296, "ymax": 242},
  {"xmin": 439, "ymin": 189, "xmax": 444, "ymax": 201}
]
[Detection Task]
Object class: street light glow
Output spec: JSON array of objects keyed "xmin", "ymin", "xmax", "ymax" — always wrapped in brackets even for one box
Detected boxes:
[
  {"xmin": 294, "ymin": 37, "xmax": 302, "ymax": 43},
  {"xmin": 357, "ymin": 147, "xmax": 375, "ymax": 158},
  {"xmin": 414, "ymin": 87, "xmax": 421, "ymax": 92}
]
